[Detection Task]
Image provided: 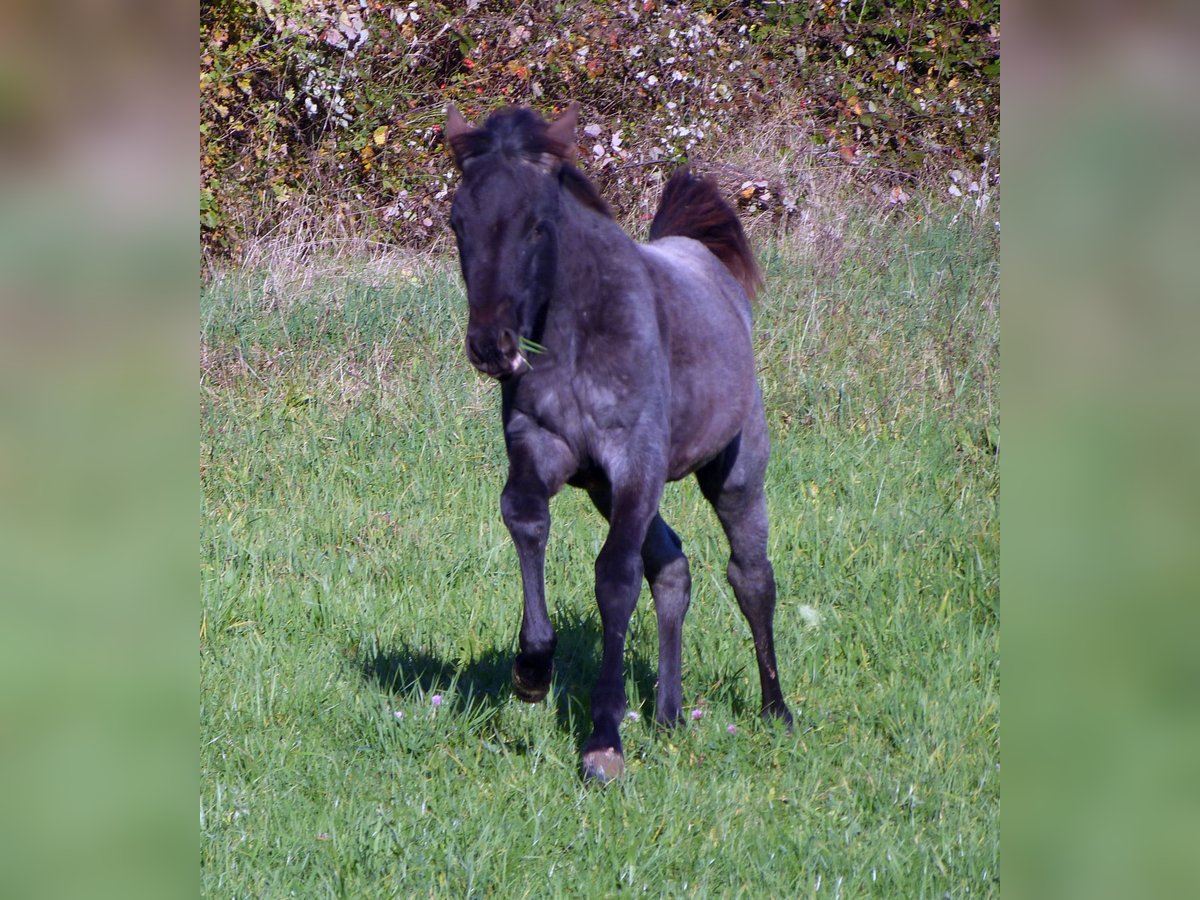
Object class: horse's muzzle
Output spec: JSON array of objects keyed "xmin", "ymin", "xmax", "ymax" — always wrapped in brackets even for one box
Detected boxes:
[{"xmin": 465, "ymin": 326, "xmax": 526, "ymax": 380}]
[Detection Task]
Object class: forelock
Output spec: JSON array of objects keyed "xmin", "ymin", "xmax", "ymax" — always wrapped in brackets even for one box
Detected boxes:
[{"xmin": 449, "ymin": 107, "xmax": 568, "ymax": 169}]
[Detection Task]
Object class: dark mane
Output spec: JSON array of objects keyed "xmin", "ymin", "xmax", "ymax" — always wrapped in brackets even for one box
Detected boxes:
[
  {"xmin": 648, "ymin": 167, "xmax": 763, "ymax": 301},
  {"xmin": 557, "ymin": 166, "xmax": 611, "ymax": 219},
  {"xmin": 449, "ymin": 106, "xmax": 612, "ymax": 219}
]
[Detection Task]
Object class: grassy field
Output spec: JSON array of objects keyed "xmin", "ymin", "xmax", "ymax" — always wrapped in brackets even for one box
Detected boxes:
[{"xmin": 201, "ymin": 205, "xmax": 999, "ymax": 896}]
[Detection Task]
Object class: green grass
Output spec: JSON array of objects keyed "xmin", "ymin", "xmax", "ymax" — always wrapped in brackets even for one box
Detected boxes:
[{"xmin": 201, "ymin": 207, "xmax": 999, "ymax": 896}]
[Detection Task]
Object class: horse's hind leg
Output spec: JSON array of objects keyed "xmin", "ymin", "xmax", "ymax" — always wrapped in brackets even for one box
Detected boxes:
[
  {"xmin": 643, "ymin": 516, "xmax": 691, "ymax": 727},
  {"xmin": 588, "ymin": 490, "xmax": 692, "ymax": 728},
  {"xmin": 697, "ymin": 426, "xmax": 793, "ymax": 726}
]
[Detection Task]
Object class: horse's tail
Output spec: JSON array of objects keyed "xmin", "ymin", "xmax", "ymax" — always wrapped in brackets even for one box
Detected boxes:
[{"xmin": 648, "ymin": 167, "xmax": 763, "ymax": 301}]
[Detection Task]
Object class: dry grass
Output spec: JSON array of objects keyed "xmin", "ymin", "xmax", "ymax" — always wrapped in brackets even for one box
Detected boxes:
[
  {"xmin": 205, "ymin": 98, "xmax": 987, "ymax": 285},
  {"xmin": 211, "ymin": 190, "xmax": 455, "ymax": 292}
]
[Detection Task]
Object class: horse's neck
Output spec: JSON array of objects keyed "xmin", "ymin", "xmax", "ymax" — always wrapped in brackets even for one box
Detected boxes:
[{"xmin": 551, "ymin": 200, "xmax": 635, "ymax": 312}]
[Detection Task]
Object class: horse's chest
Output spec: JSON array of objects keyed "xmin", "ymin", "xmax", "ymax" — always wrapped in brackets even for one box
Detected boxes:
[
  {"xmin": 510, "ymin": 374, "xmax": 584, "ymax": 442},
  {"xmin": 512, "ymin": 366, "xmax": 663, "ymax": 465}
]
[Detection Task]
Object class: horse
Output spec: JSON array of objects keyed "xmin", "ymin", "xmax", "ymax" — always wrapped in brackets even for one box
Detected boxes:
[{"xmin": 445, "ymin": 102, "xmax": 792, "ymax": 781}]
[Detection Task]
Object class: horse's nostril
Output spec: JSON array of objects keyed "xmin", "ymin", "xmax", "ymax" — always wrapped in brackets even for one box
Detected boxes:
[{"xmin": 465, "ymin": 326, "xmax": 517, "ymax": 377}]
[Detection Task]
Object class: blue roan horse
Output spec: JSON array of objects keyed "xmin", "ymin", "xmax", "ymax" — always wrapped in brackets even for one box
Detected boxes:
[{"xmin": 446, "ymin": 102, "xmax": 792, "ymax": 781}]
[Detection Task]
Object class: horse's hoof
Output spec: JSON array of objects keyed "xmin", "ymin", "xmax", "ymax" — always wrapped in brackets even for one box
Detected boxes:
[
  {"xmin": 582, "ymin": 748, "xmax": 625, "ymax": 783},
  {"xmin": 511, "ymin": 658, "xmax": 552, "ymax": 703}
]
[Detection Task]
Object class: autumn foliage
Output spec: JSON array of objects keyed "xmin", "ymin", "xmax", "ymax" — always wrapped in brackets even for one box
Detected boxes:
[{"xmin": 201, "ymin": 0, "xmax": 999, "ymax": 261}]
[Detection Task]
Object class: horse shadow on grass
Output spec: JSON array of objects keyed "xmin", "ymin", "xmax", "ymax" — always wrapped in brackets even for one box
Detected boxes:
[{"xmin": 358, "ymin": 609, "xmax": 659, "ymax": 748}]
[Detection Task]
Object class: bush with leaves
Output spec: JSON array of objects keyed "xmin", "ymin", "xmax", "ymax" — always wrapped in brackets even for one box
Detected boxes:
[{"xmin": 201, "ymin": 0, "xmax": 998, "ymax": 262}]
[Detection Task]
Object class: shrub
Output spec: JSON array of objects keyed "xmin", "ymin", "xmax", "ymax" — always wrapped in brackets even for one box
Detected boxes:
[{"xmin": 201, "ymin": 1, "xmax": 999, "ymax": 262}]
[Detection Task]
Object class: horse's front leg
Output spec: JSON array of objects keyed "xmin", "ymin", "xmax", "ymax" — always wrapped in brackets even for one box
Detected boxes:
[
  {"xmin": 581, "ymin": 478, "xmax": 662, "ymax": 782},
  {"xmin": 501, "ymin": 469, "xmax": 557, "ymax": 703},
  {"xmin": 500, "ymin": 428, "xmax": 574, "ymax": 703}
]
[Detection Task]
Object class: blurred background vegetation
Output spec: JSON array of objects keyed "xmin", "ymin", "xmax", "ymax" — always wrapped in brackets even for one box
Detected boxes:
[{"xmin": 200, "ymin": 0, "xmax": 999, "ymax": 262}]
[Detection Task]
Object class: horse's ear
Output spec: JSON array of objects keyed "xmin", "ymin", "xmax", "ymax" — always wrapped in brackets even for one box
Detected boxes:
[
  {"xmin": 445, "ymin": 103, "xmax": 475, "ymax": 168},
  {"xmin": 545, "ymin": 101, "xmax": 579, "ymax": 162},
  {"xmin": 446, "ymin": 103, "xmax": 473, "ymax": 141}
]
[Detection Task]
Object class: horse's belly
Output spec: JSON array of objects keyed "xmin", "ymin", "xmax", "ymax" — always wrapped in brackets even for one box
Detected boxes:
[{"xmin": 666, "ymin": 380, "xmax": 754, "ymax": 480}]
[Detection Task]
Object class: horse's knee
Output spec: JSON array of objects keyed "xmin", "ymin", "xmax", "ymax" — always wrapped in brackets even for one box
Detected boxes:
[
  {"xmin": 501, "ymin": 486, "xmax": 548, "ymax": 545},
  {"xmin": 728, "ymin": 556, "xmax": 776, "ymax": 607},
  {"xmin": 596, "ymin": 544, "xmax": 642, "ymax": 589},
  {"xmin": 595, "ymin": 544, "xmax": 643, "ymax": 613}
]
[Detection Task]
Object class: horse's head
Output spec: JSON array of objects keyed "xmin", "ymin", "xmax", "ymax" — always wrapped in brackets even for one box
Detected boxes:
[{"xmin": 445, "ymin": 103, "xmax": 580, "ymax": 380}]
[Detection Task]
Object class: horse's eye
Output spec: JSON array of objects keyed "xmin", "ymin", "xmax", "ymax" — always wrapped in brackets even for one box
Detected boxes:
[{"xmin": 531, "ymin": 222, "xmax": 546, "ymax": 240}]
